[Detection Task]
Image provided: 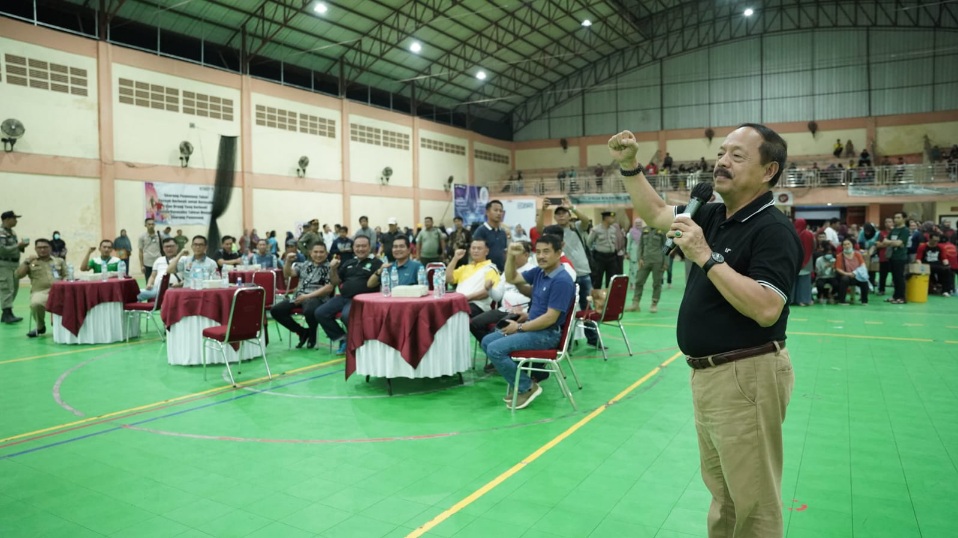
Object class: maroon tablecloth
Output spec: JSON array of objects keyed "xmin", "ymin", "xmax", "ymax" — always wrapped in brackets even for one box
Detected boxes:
[
  {"xmin": 46, "ymin": 279, "xmax": 140, "ymax": 336},
  {"xmin": 161, "ymin": 287, "xmax": 269, "ymax": 350},
  {"xmin": 345, "ymin": 292, "xmax": 471, "ymax": 379},
  {"xmin": 228, "ymin": 269, "xmax": 282, "ymax": 285}
]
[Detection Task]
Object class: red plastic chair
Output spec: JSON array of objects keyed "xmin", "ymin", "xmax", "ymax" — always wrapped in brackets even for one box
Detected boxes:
[
  {"xmin": 252, "ymin": 269, "xmax": 281, "ymax": 341},
  {"xmin": 124, "ymin": 273, "xmax": 170, "ymax": 342},
  {"xmin": 575, "ymin": 274, "xmax": 633, "ymax": 360},
  {"xmin": 508, "ymin": 289, "xmax": 581, "ymax": 412},
  {"xmin": 202, "ymin": 286, "xmax": 270, "ymax": 385}
]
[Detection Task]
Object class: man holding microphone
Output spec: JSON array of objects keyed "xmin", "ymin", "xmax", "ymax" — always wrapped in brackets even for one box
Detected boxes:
[{"xmin": 609, "ymin": 124, "xmax": 801, "ymax": 538}]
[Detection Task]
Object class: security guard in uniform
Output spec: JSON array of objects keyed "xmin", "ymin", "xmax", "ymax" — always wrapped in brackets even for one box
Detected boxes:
[
  {"xmin": 1, "ymin": 210, "xmax": 28, "ymax": 323},
  {"xmin": 630, "ymin": 224, "xmax": 668, "ymax": 313},
  {"xmin": 15, "ymin": 238, "xmax": 67, "ymax": 337}
]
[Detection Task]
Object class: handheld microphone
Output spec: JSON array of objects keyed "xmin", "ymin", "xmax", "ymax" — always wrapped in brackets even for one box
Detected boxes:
[{"xmin": 663, "ymin": 182, "xmax": 714, "ymax": 256}]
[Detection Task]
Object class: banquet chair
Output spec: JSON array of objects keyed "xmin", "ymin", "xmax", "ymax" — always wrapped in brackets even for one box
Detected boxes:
[
  {"xmin": 123, "ymin": 273, "xmax": 170, "ymax": 342},
  {"xmin": 509, "ymin": 291, "xmax": 581, "ymax": 413},
  {"xmin": 575, "ymin": 274, "xmax": 632, "ymax": 360},
  {"xmin": 425, "ymin": 262, "xmax": 445, "ymax": 290},
  {"xmin": 251, "ymin": 270, "xmax": 280, "ymax": 342},
  {"xmin": 202, "ymin": 286, "xmax": 270, "ymax": 386}
]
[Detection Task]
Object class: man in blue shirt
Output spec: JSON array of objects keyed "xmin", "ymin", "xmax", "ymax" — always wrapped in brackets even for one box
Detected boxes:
[
  {"xmin": 481, "ymin": 234, "xmax": 575, "ymax": 410},
  {"xmin": 245, "ymin": 239, "xmax": 280, "ymax": 268},
  {"xmin": 368, "ymin": 235, "xmax": 422, "ymax": 287},
  {"xmin": 472, "ymin": 200, "xmax": 508, "ymax": 272}
]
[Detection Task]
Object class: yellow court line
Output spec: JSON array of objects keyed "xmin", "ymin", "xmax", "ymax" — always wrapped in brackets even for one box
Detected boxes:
[
  {"xmin": 0, "ymin": 358, "xmax": 344, "ymax": 445},
  {"xmin": 407, "ymin": 351, "xmax": 683, "ymax": 538},
  {"xmin": 789, "ymin": 331, "xmax": 932, "ymax": 343},
  {"xmin": 0, "ymin": 338, "xmax": 162, "ymax": 366},
  {"xmin": 864, "ymin": 321, "xmax": 884, "ymax": 325},
  {"xmin": 903, "ymin": 323, "xmax": 925, "ymax": 327},
  {"xmin": 946, "ymin": 341, "xmax": 958, "ymax": 345}
]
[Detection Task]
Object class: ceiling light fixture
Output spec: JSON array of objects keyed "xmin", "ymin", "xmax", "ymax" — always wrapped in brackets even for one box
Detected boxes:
[
  {"xmin": 744, "ymin": 8, "xmax": 754, "ymax": 16},
  {"xmin": 476, "ymin": 70, "xmax": 487, "ymax": 80},
  {"xmin": 410, "ymin": 41, "xmax": 422, "ymax": 53},
  {"xmin": 313, "ymin": 3, "xmax": 328, "ymax": 14},
  {"xmin": 581, "ymin": 19, "xmax": 592, "ymax": 27}
]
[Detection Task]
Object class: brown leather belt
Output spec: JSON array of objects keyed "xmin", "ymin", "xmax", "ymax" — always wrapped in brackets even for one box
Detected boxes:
[{"xmin": 686, "ymin": 341, "xmax": 785, "ymax": 369}]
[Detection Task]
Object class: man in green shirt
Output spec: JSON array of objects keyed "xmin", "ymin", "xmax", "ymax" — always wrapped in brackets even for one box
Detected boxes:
[
  {"xmin": 414, "ymin": 216, "xmax": 446, "ymax": 265},
  {"xmin": 81, "ymin": 240, "xmax": 121, "ymax": 273},
  {"xmin": 878, "ymin": 211, "xmax": 909, "ymax": 304},
  {"xmin": 298, "ymin": 219, "xmax": 323, "ymax": 254}
]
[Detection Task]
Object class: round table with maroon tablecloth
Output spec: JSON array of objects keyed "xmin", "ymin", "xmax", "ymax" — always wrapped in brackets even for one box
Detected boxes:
[
  {"xmin": 345, "ymin": 292, "xmax": 472, "ymax": 380},
  {"xmin": 160, "ymin": 287, "xmax": 265, "ymax": 366},
  {"xmin": 46, "ymin": 278, "xmax": 141, "ymax": 344}
]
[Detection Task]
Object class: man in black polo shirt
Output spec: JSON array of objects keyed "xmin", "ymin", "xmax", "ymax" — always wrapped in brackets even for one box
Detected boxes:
[
  {"xmin": 610, "ymin": 123, "xmax": 801, "ymax": 538},
  {"xmin": 313, "ymin": 235, "xmax": 383, "ymax": 354},
  {"xmin": 211, "ymin": 235, "xmax": 242, "ymax": 268},
  {"xmin": 471, "ymin": 200, "xmax": 508, "ymax": 272}
]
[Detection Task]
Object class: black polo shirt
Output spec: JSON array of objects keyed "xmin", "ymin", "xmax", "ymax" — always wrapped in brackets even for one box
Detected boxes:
[
  {"xmin": 338, "ymin": 256, "xmax": 383, "ymax": 298},
  {"xmin": 211, "ymin": 249, "xmax": 241, "ymax": 263},
  {"xmin": 472, "ymin": 223, "xmax": 508, "ymax": 272},
  {"xmin": 675, "ymin": 190, "xmax": 802, "ymax": 357}
]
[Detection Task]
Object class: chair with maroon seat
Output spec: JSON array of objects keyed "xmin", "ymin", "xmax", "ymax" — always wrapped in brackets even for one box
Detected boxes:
[
  {"xmin": 202, "ymin": 286, "xmax": 270, "ymax": 386},
  {"xmin": 251, "ymin": 270, "xmax": 281, "ymax": 341},
  {"xmin": 425, "ymin": 262, "xmax": 445, "ymax": 291},
  {"xmin": 508, "ymin": 290, "xmax": 581, "ymax": 413},
  {"xmin": 124, "ymin": 273, "xmax": 170, "ymax": 342},
  {"xmin": 575, "ymin": 274, "xmax": 632, "ymax": 360}
]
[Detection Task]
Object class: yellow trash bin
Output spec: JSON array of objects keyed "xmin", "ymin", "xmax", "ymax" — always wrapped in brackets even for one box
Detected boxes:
[{"xmin": 905, "ymin": 274, "xmax": 929, "ymax": 303}]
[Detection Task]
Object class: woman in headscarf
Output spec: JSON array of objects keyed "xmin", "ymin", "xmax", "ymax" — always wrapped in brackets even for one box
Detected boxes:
[
  {"xmin": 50, "ymin": 231, "xmax": 67, "ymax": 260},
  {"xmin": 792, "ymin": 218, "xmax": 815, "ymax": 306}
]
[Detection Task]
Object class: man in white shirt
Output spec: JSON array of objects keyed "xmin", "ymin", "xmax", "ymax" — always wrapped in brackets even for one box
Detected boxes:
[
  {"xmin": 825, "ymin": 218, "xmax": 841, "ymax": 248},
  {"xmin": 469, "ymin": 241, "xmax": 535, "ymax": 343},
  {"xmin": 137, "ymin": 237, "xmax": 180, "ymax": 301}
]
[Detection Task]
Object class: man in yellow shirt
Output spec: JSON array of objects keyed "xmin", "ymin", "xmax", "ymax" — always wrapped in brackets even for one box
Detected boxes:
[{"xmin": 446, "ymin": 239, "xmax": 500, "ymax": 317}]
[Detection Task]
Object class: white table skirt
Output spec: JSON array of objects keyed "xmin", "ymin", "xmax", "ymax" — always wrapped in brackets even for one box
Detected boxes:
[
  {"xmin": 354, "ymin": 312, "xmax": 471, "ymax": 379},
  {"xmin": 167, "ymin": 315, "xmax": 263, "ymax": 366},
  {"xmin": 52, "ymin": 302, "xmax": 140, "ymax": 344}
]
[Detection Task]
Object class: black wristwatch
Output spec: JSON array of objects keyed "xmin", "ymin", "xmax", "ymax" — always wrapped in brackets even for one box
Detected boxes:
[{"xmin": 702, "ymin": 251, "xmax": 725, "ymax": 274}]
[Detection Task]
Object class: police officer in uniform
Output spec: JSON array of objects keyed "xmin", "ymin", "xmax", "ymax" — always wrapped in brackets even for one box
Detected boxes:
[
  {"xmin": 629, "ymin": 224, "xmax": 668, "ymax": 313},
  {"xmin": 15, "ymin": 238, "xmax": 67, "ymax": 337},
  {"xmin": 1, "ymin": 210, "xmax": 28, "ymax": 323}
]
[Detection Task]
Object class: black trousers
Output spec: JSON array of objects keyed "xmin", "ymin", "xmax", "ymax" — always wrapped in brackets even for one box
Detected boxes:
[
  {"xmin": 271, "ymin": 297, "xmax": 326, "ymax": 341},
  {"xmin": 837, "ymin": 275, "xmax": 869, "ymax": 304},
  {"xmin": 930, "ymin": 265, "xmax": 955, "ymax": 293},
  {"xmin": 877, "ymin": 261, "xmax": 890, "ymax": 292},
  {"xmin": 890, "ymin": 259, "xmax": 907, "ymax": 300},
  {"xmin": 470, "ymin": 309, "xmax": 509, "ymax": 342},
  {"xmin": 591, "ymin": 251, "xmax": 618, "ymax": 288},
  {"xmin": 143, "ymin": 265, "xmax": 153, "ymax": 284}
]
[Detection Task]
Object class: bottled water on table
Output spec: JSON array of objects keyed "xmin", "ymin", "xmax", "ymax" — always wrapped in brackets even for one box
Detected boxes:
[
  {"xmin": 52, "ymin": 265, "xmax": 60, "ymax": 280},
  {"xmin": 381, "ymin": 269, "xmax": 391, "ymax": 297},
  {"xmin": 390, "ymin": 266, "xmax": 399, "ymax": 290},
  {"xmin": 433, "ymin": 267, "xmax": 446, "ymax": 298},
  {"xmin": 236, "ymin": 277, "xmax": 243, "ymax": 287},
  {"xmin": 117, "ymin": 260, "xmax": 126, "ymax": 278},
  {"xmin": 222, "ymin": 265, "xmax": 230, "ymax": 285},
  {"xmin": 417, "ymin": 266, "xmax": 427, "ymax": 286},
  {"xmin": 191, "ymin": 266, "xmax": 203, "ymax": 289},
  {"xmin": 66, "ymin": 263, "xmax": 74, "ymax": 281}
]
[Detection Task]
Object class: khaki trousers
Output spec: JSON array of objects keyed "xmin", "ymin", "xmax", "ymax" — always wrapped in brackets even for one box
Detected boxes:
[
  {"xmin": 690, "ymin": 347, "xmax": 794, "ymax": 538},
  {"xmin": 30, "ymin": 290, "xmax": 50, "ymax": 327},
  {"xmin": 633, "ymin": 262, "xmax": 664, "ymax": 304},
  {"xmin": 0, "ymin": 263, "xmax": 18, "ymax": 309}
]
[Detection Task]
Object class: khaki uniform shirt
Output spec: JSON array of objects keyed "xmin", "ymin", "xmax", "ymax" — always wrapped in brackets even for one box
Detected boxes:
[
  {"xmin": 589, "ymin": 224, "xmax": 617, "ymax": 254},
  {"xmin": 298, "ymin": 231, "xmax": 323, "ymax": 253},
  {"xmin": 25, "ymin": 256, "xmax": 67, "ymax": 293},
  {"xmin": 0, "ymin": 227, "xmax": 21, "ymax": 263},
  {"xmin": 639, "ymin": 227, "xmax": 668, "ymax": 265}
]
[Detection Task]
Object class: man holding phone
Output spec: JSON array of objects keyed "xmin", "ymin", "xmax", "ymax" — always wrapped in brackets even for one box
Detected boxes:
[{"xmin": 480, "ymin": 235, "xmax": 575, "ymax": 409}]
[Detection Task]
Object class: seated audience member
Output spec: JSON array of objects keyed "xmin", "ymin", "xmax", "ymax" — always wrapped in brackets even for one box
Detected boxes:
[
  {"xmin": 137, "ymin": 237, "xmax": 180, "ymax": 301},
  {"xmin": 283, "ymin": 240, "xmax": 307, "ymax": 264},
  {"xmin": 245, "ymin": 239, "xmax": 280, "ymax": 268},
  {"xmin": 168, "ymin": 235, "xmax": 219, "ymax": 285},
  {"xmin": 211, "ymin": 235, "xmax": 243, "ymax": 268},
  {"xmin": 14, "ymin": 239, "xmax": 67, "ymax": 337},
  {"xmin": 446, "ymin": 239, "xmax": 501, "ymax": 317},
  {"xmin": 314, "ymin": 236, "xmax": 383, "ymax": 354},
  {"xmin": 815, "ymin": 246, "xmax": 838, "ymax": 304},
  {"xmin": 368, "ymin": 236, "xmax": 422, "ymax": 288},
  {"xmin": 330, "ymin": 226, "xmax": 355, "ymax": 263},
  {"xmin": 916, "ymin": 233, "xmax": 954, "ymax": 296},
  {"xmin": 81, "ymin": 240, "xmax": 120, "ymax": 273},
  {"xmin": 835, "ymin": 239, "xmax": 869, "ymax": 305},
  {"xmin": 470, "ymin": 241, "xmax": 536, "ymax": 343},
  {"xmin": 271, "ymin": 243, "xmax": 334, "ymax": 349},
  {"xmin": 481, "ymin": 236, "xmax": 576, "ymax": 410}
]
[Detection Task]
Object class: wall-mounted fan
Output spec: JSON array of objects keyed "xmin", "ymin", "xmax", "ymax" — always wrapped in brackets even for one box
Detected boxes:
[
  {"xmin": 1, "ymin": 118, "xmax": 25, "ymax": 152},
  {"xmin": 444, "ymin": 175, "xmax": 454, "ymax": 192},
  {"xmin": 297, "ymin": 156, "xmax": 309, "ymax": 178},
  {"xmin": 179, "ymin": 141, "xmax": 194, "ymax": 167},
  {"xmin": 380, "ymin": 166, "xmax": 393, "ymax": 184}
]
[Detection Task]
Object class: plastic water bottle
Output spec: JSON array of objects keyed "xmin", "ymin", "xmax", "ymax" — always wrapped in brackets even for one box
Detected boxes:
[
  {"xmin": 381, "ymin": 269, "xmax": 391, "ymax": 297},
  {"xmin": 433, "ymin": 269, "xmax": 442, "ymax": 298},
  {"xmin": 390, "ymin": 266, "xmax": 399, "ymax": 290},
  {"xmin": 236, "ymin": 277, "xmax": 243, "ymax": 287},
  {"xmin": 191, "ymin": 266, "xmax": 202, "ymax": 289},
  {"xmin": 66, "ymin": 263, "xmax": 74, "ymax": 281},
  {"xmin": 52, "ymin": 265, "xmax": 60, "ymax": 280},
  {"xmin": 118, "ymin": 260, "xmax": 126, "ymax": 278},
  {"xmin": 222, "ymin": 265, "xmax": 230, "ymax": 285},
  {"xmin": 417, "ymin": 265, "xmax": 427, "ymax": 286}
]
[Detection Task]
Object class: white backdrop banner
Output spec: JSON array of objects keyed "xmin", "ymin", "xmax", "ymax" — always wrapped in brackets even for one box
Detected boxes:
[
  {"xmin": 500, "ymin": 198, "xmax": 537, "ymax": 236},
  {"xmin": 145, "ymin": 181, "xmax": 213, "ymax": 225}
]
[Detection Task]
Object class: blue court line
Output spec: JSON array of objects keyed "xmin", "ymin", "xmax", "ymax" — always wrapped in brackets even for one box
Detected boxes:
[{"xmin": 1, "ymin": 369, "xmax": 344, "ymax": 460}]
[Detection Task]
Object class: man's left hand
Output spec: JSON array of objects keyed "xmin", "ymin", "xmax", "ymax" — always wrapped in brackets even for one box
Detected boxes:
[
  {"xmin": 668, "ymin": 215, "xmax": 710, "ymax": 266},
  {"xmin": 501, "ymin": 319, "xmax": 520, "ymax": 335}
]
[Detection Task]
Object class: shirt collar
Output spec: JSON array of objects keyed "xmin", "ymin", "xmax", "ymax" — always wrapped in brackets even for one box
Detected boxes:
[
  {"xmin": 544, "ymin": 264, "xmax": 565, "ymax": 279},
  {"xmin": 483, "ymin": 222, "xmax": 500, "ymax": 232},
  {"xmin": 730, "ymin": 191, "xmax": 775, "ymax": 223}
]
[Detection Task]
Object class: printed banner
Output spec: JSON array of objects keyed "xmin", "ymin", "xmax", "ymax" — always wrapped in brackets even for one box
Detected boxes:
[
  {"xmin": 848, "ymin": 184, "xmax": 958, "ymax": 197},
  {"xmin": 568, "ymin": 193, "xmax": 633, "ymax": 205},
  {"xmin": 454, "ymin": 185, "xmax": 536, "ymax": 235},
  {"xmin": 145, "ymin": 181, "xmax": 214, "ymax": 225}
]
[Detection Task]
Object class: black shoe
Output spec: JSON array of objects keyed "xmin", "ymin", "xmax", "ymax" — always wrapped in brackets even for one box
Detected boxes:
[
  {"xmin": 483, "ymin": 363, "xmax": 496, "ymax": 374},
  {"xmin": 531, "ymin": 371, "xmax": 550, "ymax": 382},
  {"xmin": 306, "ymin": 336, "xmax": 317, "ymax": 349},
  {"xmin": 2, "ymin": 309, "xmax": 23, "ymax": 324},
  {"xmin": 295, "ymin": 331, "xmax": 309, "ymax": 349},
  {"xmin": 27, "ymin": 327, "xmax": 46, "ymax": 338}
]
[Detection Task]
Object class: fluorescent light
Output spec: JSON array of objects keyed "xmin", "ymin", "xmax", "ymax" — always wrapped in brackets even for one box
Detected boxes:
[
  {"xmin": 826, "ymin": 202, "xmax": 833, "ymax": 206},
  {"xmin": 581, "ymin": 19, "xmax": 592, "ymax": 27},
  {"xmin": 744, "ymin": 8, "xmax": 754, "ymax": 16},
  {"xmin": 313, "ymin": 3, "xmax": 327, "ymax": 14},
  {"xmin": 476, "ymin": 70, "xmax": 487, "ymax": 80},
  {"xmin": 409, "ymin": 41, "xmax": 422, "ymax": 53}
]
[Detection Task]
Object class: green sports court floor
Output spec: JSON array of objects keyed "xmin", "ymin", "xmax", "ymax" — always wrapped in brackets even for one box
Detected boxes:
[{"xmin": 1, "ymin": 274, "xmax": 956, "ymax": 538}]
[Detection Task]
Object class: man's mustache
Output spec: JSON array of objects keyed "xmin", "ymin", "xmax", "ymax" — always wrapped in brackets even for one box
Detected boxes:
[{"xmin": 714, "ymin": 168, "xmax": 732, "ymax": 179}]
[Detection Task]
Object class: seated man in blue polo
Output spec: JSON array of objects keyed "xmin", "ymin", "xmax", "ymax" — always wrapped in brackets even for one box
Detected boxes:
[
  {"xmin": 481, "ymin": 234, "xmax": 575, "ymax": 410},
  {"xmin": 80, "ymin": 240, "xmax": 121, "ymax": 273},
  {"xmin": 367, "ymin": 235, "xmax": 422, "ymax": 288},
  {"xmin": 244, "ymin": 239, "xmax": 280, "ymax": 268},
  {"xmin": 314, "ymin": 235, "xmax": 383, "ymax": 354}
]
